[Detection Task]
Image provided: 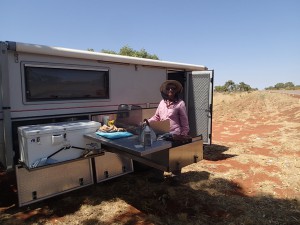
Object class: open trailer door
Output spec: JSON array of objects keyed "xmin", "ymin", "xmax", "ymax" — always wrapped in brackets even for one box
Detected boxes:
[{"xmin": 186, "ymin": 70, "xmax": 213, "ymax": 145}]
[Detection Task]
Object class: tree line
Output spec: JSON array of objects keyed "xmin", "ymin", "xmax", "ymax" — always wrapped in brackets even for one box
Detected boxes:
[
  {"xmin": 215, "ymin": 80, "xmax": 300, "ymax": 92},
  {"xmin": 87, "ymin": 46, "xmax": 298, "ymax": 92},
  {"xmin": 214, "ymin": 80, "xmax": 257, "ymax": 92},
  {"xmin": 87, "ymin": 45, "xmax": 159, "ymax": 60},
  {"xmin": 265, "ymin": 82, "xmax": 300, "ymax": 90}
]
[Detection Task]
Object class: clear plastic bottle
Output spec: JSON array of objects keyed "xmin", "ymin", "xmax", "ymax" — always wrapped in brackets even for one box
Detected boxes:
[{"xmin": 144, "ymin": 125, "xmax": 152, "ymax": 146}]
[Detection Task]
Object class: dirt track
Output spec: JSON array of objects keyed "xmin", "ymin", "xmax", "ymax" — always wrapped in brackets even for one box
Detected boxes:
[{"xmin": 269, "ymin": 90, "xmax": 300, "ymax": 96}]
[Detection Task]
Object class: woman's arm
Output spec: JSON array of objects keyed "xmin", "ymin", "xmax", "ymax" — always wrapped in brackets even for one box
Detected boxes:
[{"xmin": 178, "ymin": 101, "xmax": 190, "ymax": 136}]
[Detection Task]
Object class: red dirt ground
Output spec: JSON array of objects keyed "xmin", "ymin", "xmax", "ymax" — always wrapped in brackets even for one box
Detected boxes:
[{"xmin": 204, "ymin": 93, "xmax": 300, "ymax": 199}]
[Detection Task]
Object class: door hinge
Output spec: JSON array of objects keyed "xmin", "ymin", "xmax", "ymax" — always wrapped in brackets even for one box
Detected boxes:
[{"xmin": 14, "ymin": 53, "xmax": 19, "ymax": 63}]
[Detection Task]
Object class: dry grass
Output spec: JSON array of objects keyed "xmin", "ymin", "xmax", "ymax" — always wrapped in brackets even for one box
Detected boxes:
[{"xmin": 1, "ymin": 91, "xmax": 300, "ymax": 225}]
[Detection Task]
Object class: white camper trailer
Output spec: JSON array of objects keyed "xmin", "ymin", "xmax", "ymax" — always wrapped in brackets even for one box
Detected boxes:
[{"xmin": 0, "ymin": 41, "xmax": 213, "ymax": 206}]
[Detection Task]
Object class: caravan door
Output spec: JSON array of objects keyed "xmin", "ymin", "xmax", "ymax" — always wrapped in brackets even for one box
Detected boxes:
[{"xmin": 186, "ymin": 71, "xmax": 213, "ymax": 145}]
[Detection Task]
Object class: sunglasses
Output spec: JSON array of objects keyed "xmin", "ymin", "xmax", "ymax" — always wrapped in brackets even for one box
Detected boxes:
[{"xmin": 166, "ymin": 85, "xmax": 177, "ymax": 91}]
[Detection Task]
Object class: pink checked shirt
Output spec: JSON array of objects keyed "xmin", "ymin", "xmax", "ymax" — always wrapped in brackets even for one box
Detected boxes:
[{"xmin": 148, "ymin": 99, "xmax": 190, "ymax": 136}]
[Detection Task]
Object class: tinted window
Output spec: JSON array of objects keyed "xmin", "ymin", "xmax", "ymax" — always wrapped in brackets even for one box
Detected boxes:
[{"xmin": 24, "ymin": 66, "xmax": 109, "ymax": 101}]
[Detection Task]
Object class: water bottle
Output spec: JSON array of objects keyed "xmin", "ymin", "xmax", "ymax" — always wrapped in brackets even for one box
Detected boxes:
[{"xmin": 143, "ymin": 125, "xmax": 152, "ymax": 146}]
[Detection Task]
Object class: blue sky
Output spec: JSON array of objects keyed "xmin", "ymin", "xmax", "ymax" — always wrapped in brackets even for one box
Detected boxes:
[{"xmin": 1, "ymin": 0, "xmax": 299, "ymax": 89}]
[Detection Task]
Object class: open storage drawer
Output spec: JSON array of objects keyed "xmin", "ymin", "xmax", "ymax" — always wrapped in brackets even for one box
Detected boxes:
[
  {"xmin": 94, "ymin": 152, "xmax": 133, "ymax": 183},
  {"xmin": 16, "ymin": 157, "xmax": 94, "ymax": 207},
  {"xmin": 148, "ymin": 137, "xmax": 203, "ymax": 172}
]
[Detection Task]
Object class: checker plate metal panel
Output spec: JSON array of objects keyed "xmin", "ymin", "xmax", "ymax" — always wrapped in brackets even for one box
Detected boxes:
[{"xmin": 188, "ymin": 71, "xmax": 213, "ymax": 144}]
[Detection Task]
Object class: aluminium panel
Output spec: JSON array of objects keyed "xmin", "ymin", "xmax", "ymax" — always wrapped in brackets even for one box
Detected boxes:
[
  {"xmin": 147, "ymin": 139, "xmax": 203, "ymax": 172},
  {"xmin": 16, "ymin": 158, "xmax": 93, "ymax": 207},
  {"xmin": 168, "ymin": 139, "xmax": 203, "ymax": 171},
  {"xmin": 94, "ymin": 152, "xmax": 133, "ymax": 183},
  {"xmin": 0, "ymin": 42, "xmax": 14, "ymax": 169}
]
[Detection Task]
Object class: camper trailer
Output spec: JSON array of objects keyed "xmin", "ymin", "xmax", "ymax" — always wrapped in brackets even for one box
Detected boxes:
[{"xmin": 0, "ymin": 41, "xmax": 213, "ymax": 206}]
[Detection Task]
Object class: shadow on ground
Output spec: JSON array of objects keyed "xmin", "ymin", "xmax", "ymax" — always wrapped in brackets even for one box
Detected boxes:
[
  {"xmin": 1, "ymin": 166, "xmax": 299, "ymax": 225},
  {"xmin": 203, "ymin": 144, "xmax": 237, "ymax": 161}
]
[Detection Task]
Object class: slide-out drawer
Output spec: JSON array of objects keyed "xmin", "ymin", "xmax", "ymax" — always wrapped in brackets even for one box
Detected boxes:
[
  {"xmin": 16, "ymin": 158, "xmax": 93, "ymax": 207},
  {"xmin": 148, "ymin": 138, "xmax": 203, "ymax": 172},
  {"xmin": 94, "ymin": 152, "xmax": 133, "ymax": 183}
]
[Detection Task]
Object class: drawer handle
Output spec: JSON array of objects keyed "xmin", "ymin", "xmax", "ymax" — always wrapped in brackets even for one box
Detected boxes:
[{"xmin": 194, "ymin": 155, "xmax": 198, "ymax": 163}]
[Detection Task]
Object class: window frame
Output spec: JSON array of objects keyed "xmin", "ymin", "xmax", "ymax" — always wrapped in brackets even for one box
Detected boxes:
[{"xmin": 21, "ymin": 62, "xmax": 110, "ymax": 105}]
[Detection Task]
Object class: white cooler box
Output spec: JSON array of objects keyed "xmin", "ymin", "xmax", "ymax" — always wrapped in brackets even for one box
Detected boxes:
[{"xmin": 18, "ymin": 120, "xmax": 101, "ymax": 168}]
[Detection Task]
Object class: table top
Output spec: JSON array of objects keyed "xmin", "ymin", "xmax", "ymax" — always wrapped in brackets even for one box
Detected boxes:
[{"xmin": 84, "ymin": 133, "xmax": 172, "ymax": 156}]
